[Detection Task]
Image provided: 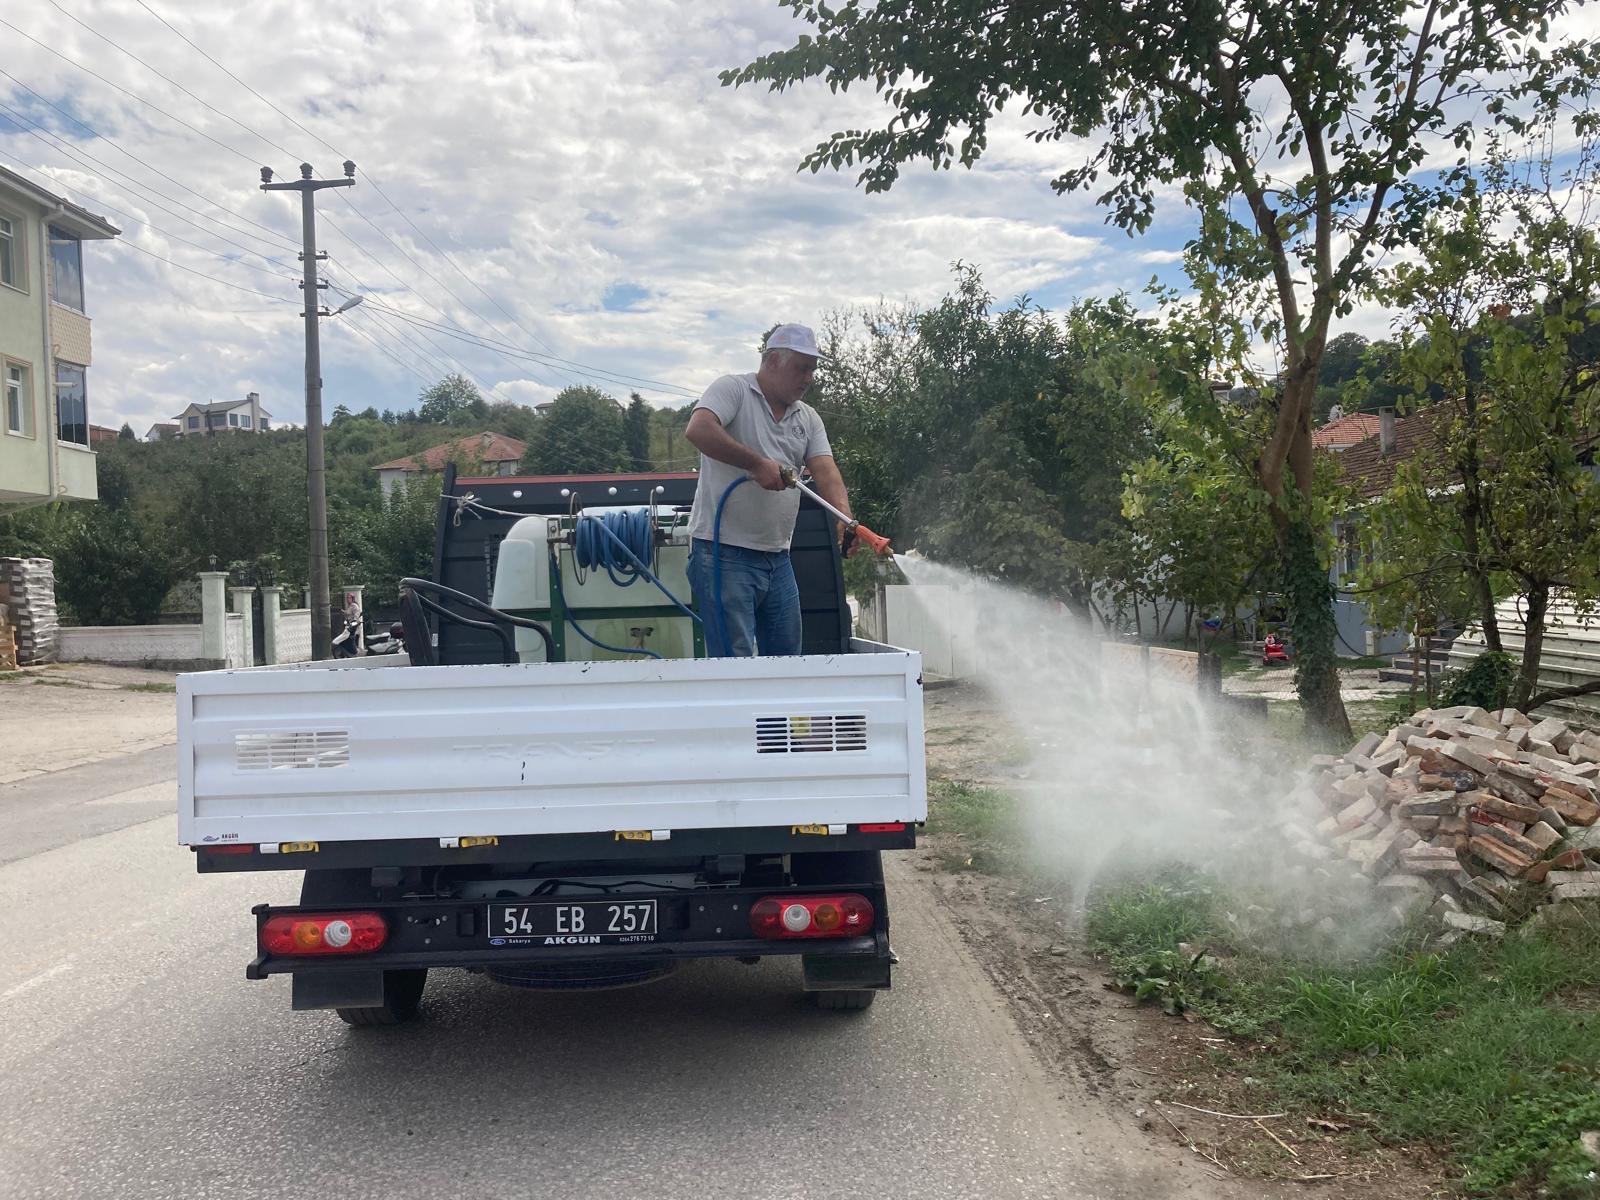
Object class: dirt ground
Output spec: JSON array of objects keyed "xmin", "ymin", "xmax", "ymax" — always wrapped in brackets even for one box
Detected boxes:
[
  {"xmin": 916, "ymin": 682, "xmax": 1456, "ymax": 1198},
  {"xmin": 0, "ymin": 663, "xmax": 178, "ymax": 784}
]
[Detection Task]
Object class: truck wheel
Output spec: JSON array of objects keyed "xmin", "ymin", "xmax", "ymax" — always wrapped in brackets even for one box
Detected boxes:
[
  {"xmin": 812, "ymin": 989, "xmax": 876, "ymax": 1011},
  {"xmin": 337, "ymin": 968, "xmax": 428, "ymax": 1026}
]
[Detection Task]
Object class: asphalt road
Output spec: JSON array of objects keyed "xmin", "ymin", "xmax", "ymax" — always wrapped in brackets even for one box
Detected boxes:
[{"xmin": 0, "ymin": 725, "xmax": 1257, "ymax": 1200}]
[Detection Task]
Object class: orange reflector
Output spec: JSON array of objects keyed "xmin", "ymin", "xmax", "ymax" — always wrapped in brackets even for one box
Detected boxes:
[{"xmin": 858, "ymin": 823, "xmax": 906, "ymax": 833}]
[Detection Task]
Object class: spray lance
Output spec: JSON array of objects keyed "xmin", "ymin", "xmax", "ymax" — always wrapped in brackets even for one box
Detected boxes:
[{"xmin": 779, "ymin": 467, "xmax": 893, "ymax": 556}]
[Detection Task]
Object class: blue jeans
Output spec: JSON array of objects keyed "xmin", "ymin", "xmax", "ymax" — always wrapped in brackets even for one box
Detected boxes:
[{"xmin": 688, "ymin": 538, "xmax": 802, "ymax": 657}]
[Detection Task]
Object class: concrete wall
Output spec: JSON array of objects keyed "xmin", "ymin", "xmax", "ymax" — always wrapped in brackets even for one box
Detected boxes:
[
  {"xmin": 274, "ymin": 609, "xmax": 313, "ymax": 664},
  {"xmin": 883, "ymin": 584, "xmax": 981, "ymax": 679},
  {"xmin": 58, "ymin": 624, "xmax": 205, "ymax": 667}
]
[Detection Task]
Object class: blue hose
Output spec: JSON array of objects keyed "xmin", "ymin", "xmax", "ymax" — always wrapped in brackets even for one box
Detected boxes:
[
  {"xmin": 574, "ymin": 511, "xmax": 702, "ymax": 625},
  {"xmin": 548, "ymin": 548, "xmax": 663, "ymax": 660},
  {"xmin": 709, "ymin": 476, "xmax": 752, "ymax": 657},
  {"xmin": 573, "ymin": 508, "xmax": 655, "ymax": 587}
]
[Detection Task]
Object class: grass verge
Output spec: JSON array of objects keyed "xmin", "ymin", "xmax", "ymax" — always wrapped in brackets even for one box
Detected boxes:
[
  {"xmin": 1087, "ymin": 871, "xmax": 1600, "ymax": 1196},
  {"xmin": 924, "ymin": 778, "xmax": 1016, "ymax": 873},
  {"xmin": 122, "ymin": 681, "xmax": 177, "ymax": 693}
]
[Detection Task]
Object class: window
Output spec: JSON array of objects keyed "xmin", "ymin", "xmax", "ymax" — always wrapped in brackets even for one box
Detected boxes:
[
  {"xmin": 229, "ymin": 412, "xmax": 239, "ymax": 427},
  {"xmin": 5, "ymin": 362, "xmax": 31, "ymax": 437},
  {"xmin": 49, "ymin": 227, "xmax": 84, "ymax": 312},
  {"xmin": 187, "ymin": 415, "xmax": 199, "ymax": 429},
  {"xmin": 260, "ymin": 417, "xmax": 270, "ymax": 430},
  {"xmin": 241, "ymin": 415, "xmax": 252, "ymax": 428},
  {"xmin": 55, "ymin": 362, "xmax": 87, "ymax": 446},
  {"xmin": 0, "ymin": 215, "xmax": 19, "ymax": 291}
]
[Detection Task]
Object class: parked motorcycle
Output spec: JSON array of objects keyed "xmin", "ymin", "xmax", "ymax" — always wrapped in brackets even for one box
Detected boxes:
[{"xmin": 330, "ymin": 615, "xmax": 363, "ymax": 658}]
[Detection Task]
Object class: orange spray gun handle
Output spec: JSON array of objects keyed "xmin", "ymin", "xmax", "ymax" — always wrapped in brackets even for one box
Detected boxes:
[{"xmin": 778, "ymin": 467, "xmax": 893, "ymax": 557}]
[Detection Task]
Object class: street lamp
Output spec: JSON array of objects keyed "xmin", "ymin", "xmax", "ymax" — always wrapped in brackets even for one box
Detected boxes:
[{"xmin": 331, "ymin": 294, "xmax": 366, "ymax": 316}]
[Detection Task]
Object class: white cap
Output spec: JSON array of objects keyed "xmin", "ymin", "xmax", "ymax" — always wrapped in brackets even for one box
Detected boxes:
[{"xmin": 765, "ymin": 323, "xmax": 827, "ymax": 360}]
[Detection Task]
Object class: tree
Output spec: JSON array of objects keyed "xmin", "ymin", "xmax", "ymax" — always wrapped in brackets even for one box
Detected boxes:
[
  {"xmin": 117, "ymin": 422, "xmax": 135, "ymax": 441},
  {"xmin": 522, "ymin": 386, "xmax": 629, "ymax": 474},
  {"xmin": 814, "ymin": 269, "xmax": 1155, "ymax": 612},
  {"xmin": 345, "ymin": 477, "xmax": 439, "ymax": 607},
  {"xmin": 624, "ymin": 392, "xmax": 652, "ymax": 471},
  {"xmin": 726, "ymin": 0, "xmax": 1597, "ymax": 739},
  {"xmin": 417, "ymin": 373, "xmax": 486, "ymax": 424},
  {"xmin": 1361, "ymin": 127, "xmax": 1600, "ymax": 710},
  {"xmin": 53, "ymin": 507, "xmax": 183, "ymax": 625}
]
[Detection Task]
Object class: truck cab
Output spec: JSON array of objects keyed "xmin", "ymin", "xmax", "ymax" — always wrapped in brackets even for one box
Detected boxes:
[{"xmin": 179, "ymin": 468, "xmax": 926, "ymax": 1024}]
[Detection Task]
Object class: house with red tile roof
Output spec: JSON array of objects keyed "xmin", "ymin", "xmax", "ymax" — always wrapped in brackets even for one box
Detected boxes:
[
  {"xmin": 373, "ymin": 431, "xmax": 527, "ymax": 498},
  {"xmin": 1313, "ymin": 410, "xmax": 1386, "ymax": 451}
]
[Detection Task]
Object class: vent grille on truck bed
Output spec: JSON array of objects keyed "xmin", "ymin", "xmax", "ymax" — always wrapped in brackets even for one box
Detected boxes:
[
  {"xmin": 235, "ymin": 730, "xmax": 351, "ymax": 771},
  {"xmin": 756, "ymin": 715, "xmax": 867, "ymax": 754}
]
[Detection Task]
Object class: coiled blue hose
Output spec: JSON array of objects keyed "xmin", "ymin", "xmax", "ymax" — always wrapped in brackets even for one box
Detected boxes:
[{"xmin": 573, "ymin": 508, "xmax": 656, "ymax": 586}]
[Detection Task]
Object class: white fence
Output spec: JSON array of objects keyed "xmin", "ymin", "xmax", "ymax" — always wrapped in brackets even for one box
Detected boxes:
[
  {"xmin": 273, "ymin": 608, "xmax": 313, "ymax": 664},
  {"xmin": 57, "ymin": 612, "xmax": 249, "ymax": 669},
  {"xmin": 882, "ymin": 584, "xmax": 981, "ymax": 679},
  {"xmin": 1452, "ymin": 595, "xmax": 1600, "ymax": 718}
]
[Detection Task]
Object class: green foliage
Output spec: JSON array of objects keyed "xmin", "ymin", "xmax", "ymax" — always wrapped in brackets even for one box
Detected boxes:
[
  {"xmin": 345, "ymin": 479, "xmax": 439, "ymax": 608},
  {"xmin": 729, "ymin": 0, "xmax": 1597, "ymax": 737},
  {"xmin": 52, "ymin": 507, "xmax": 183, "ymax": 624},
  {"xmin": 623, "ymin": 392, "xmax": 651, "ymax": 471},
  {"xmin": 117, "ymin": 422, "xmax": 135, "ymax": 441},
  {"xmin": 1086, "ymin": 876, "xmax": 1600, "ymax": 1196},
  {"xmin": 416, "ymin": 373, "xmax": 486, "ymax": 424},
  {"xmin": 522, "ymin": 385, "xmax": 629, "ymax": 474},
  {"xmin": 815, "ymin": 270, "xmax": 1158, "ymax": 614},
  {"xmin": 1439, "ymin": 650, "xmax": 1516, "ymax": 711},
  {"xmin": 1361, "ymin": 121, "xmax": 1600, "ymax": 708}
]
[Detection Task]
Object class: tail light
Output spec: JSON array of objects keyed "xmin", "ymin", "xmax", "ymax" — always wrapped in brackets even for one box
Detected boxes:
[
  {"xmin": 260, "ymin": 912, "xmax": 387, "ymax": 956},
  {"xmin": 749, "ymin": 894, "xmax": 875, "ymax": 940}
]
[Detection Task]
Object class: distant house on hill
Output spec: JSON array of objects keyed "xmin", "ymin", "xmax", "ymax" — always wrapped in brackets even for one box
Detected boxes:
[
  {"xmin": 144, "ymin": 422, "xmax": 179, "ymax": 441},
  {"xmin": 373, "ymin": 431, "xmax": 527, "ymax": 499},
  {"xmin": 172, "ymin": 392, "xmax": 272, "ymax": 437}
]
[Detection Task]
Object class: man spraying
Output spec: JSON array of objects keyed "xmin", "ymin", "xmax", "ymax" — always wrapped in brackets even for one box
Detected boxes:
[{"xmin": 684, "ymin": 324, "xmax": 854, "ymax": 657}]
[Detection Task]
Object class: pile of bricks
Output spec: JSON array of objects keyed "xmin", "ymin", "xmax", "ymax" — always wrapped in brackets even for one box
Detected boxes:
[
  {"xmin": 1305, "ymin": 705, "xmax": 1600, "ymax": 938},
  {"xmin": 0, "ymin": 558, "xmax": 59, "ymax": 665}
]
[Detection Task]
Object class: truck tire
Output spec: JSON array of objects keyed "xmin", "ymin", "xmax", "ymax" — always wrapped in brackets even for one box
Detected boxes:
[
  {"xmin": 812, "ymin": 989, "xmax": 876, "ymax": 1011},
  {"xmin": 337, "ymin": 968, "xmax": 428, "ymax": 1026}
]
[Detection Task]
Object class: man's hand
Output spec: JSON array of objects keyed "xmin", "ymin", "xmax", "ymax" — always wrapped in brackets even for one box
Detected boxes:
[{"xmin": 751, "ymin": 457, "xmax": 786, "ymax": 492}]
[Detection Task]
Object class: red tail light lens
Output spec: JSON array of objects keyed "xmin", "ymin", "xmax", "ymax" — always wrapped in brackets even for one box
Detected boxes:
[
  {"xmin": 749, "ymin": 894, "xmax": 875, "ymax": 940},
  {"xmin": 260, "ymin": 912, "xmax": 387, "ymax": 956}
]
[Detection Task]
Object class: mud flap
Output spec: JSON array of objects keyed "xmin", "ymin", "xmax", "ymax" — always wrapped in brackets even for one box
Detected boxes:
[
  {"xmin": 802, "ymin": 953, "xmax": 892, "ymax": 992},
  {"xmin": 292, "ymin": 969, "xmax": 386, "ymax": 1010}
]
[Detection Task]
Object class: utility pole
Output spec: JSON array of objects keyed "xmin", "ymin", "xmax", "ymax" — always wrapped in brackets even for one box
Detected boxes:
[{"xmin": 261, "ymin": 161, "xmax": 355, "ymax": 660}]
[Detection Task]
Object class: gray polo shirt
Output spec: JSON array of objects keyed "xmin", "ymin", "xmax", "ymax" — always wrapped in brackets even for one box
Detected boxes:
[{"xmin": 686, "ymin": 373, "xmax": 833, "ymax": 552}]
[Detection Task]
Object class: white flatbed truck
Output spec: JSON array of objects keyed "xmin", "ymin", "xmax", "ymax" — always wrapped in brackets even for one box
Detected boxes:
[{"xmin": 179, "ymin": 468, "xmax": 926, "ymax": 1024}]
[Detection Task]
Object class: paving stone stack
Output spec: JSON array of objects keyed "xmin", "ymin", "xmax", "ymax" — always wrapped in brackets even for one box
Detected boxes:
[
  {"xmin": 1304, "ymin": 705, "xmax": 1600, "ymax": 940},
  {"xmin": 0, "ymin": 558, "xmax": 59, "ymax": 665}
]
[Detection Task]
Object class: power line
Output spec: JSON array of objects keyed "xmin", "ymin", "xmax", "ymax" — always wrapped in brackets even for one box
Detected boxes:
[
  {"xmin": 0, "ymin": 15, "xmax": 266, "ymax": 168},
  {"xmin": 44, "ymin": 0, "xmax": 304, "ymax": 166},
  {"xmin": 329, "ymin": 191, "xmax": 581, "ymax": 392},
  {"xmin": 320, "ymin": 254, "xmax": 490, "ymax": 388},
  {"xmin": 114, "ymin": 237, "xmax": 300, "ymax": 303},
  {"xmin": 0, "ymin": 103, "xmax": 300, "ymax": 281},
  {"xmin": 331, "ymin": 316, "xmax": 432, "ymax": 387},
  {"xmin": 0, "ymin": 68, "xmax": 300, "ymax": 254},
  {"xmin": 114, "ymin": 1, "xmax": 580, "ymax": 384},
  {"xmin": 133, "ymin": 0, "xmax": 345, "ymax": 160},
  {"xmin": 356, "ymin": 299, "xmax": 700, "ymax": 398}
]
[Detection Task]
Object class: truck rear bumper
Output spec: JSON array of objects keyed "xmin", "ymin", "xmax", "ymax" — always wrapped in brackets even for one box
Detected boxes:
[{"xmin": 246, "ymin": 880, "xmax": 894, "ymax": 996}]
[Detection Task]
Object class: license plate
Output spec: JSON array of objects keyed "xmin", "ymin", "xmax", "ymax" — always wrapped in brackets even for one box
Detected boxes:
[{"xmin": 487, "ymin": 899, "xmax": 658, "ymax": 946}]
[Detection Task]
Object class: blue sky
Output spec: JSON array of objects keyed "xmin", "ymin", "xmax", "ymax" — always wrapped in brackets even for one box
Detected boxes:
[{"xmin": 0, "ymin": 1, "xmax": 1590, "ymax": 437}]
